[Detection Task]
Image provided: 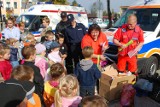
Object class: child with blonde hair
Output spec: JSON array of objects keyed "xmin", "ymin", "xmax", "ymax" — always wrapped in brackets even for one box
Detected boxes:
[
  {"xmin": 43, "ymin": 30, "xmax": 56, "ymax": 54},
  {"xmin": 20, "ymin": 33, "xmax": 36, "ymax": 63},
  {"xmin": 52, "ymin": 75, "xmax": 82, "ymax": 107},
  {"xmin": 23, "ymin": 33, "xmax": 36, "ymax": 46},
  {"xmin": 0, "ymin": 43, "xmax": 12, "ymax": 80},
  {"xmin": 40, "ymin": 17, "xmax": 52, "ymax": 42},
  {"xmin": 43, "ymin": 63, "xmax": 65, "ymax": 107},
  {"xmin": 6, "ymin": 38, "xmax": 19, "ymax": 67}
]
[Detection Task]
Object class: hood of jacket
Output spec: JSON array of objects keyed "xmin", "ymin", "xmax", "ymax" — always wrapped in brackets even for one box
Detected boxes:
[{"xmin": 79, "ymin": 59, "xmax": 93, "ymax": 71}]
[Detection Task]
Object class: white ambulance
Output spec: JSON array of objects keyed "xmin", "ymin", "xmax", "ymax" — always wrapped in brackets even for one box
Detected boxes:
[
  {"xmin": 16, "ymin": 3, "xmax": 88, "ymax": 41},
  {"xmin": 105, "ymin": 0, "xmax": 160, "ymax": 75}
]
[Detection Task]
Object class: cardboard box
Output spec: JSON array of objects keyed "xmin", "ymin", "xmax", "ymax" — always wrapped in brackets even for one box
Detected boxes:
[
  {"xmin": 99, "ymin": 64, "xmax": 136, "ymax": 101},
  {"xmin": 101, "ymin": 63, "xmax": 118, "ymax": 76},
  {"xmin": 99, "ymin": 75, "xmax": 136, "ymax": 101}
]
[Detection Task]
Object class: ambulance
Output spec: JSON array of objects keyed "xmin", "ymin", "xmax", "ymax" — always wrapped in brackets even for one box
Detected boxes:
[
  {"xmin": 105, "ymin": 0, "xmax": 160, "ymax": 75},
  {"xmin": 16, "ymin": 3, "xmax": 88, "ymax": 41}
]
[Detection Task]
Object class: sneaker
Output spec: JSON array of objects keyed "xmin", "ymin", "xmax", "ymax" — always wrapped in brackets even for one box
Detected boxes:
[
  {"xmin": 118, "ymin": 72, "xmax": 127, "ymax": 76},
  {"xmin": 126, "ymin": 71, "xmax": 132, "ymax": 76}
]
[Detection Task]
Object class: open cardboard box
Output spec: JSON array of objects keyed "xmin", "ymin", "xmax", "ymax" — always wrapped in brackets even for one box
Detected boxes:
[{"xmin": 99, "ymin": 63, "xmax": 136, "ymax": 101}]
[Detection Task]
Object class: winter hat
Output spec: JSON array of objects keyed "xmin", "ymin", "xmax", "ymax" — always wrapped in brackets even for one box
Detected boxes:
[
  {"xmin": 0, "ymin": 79, "xmax": 35, "ymax": 107},
  {"xmin": 35, "ymin": 43, "xmax": 46, "ymax": 54},
  {"xmin": 21, "ymin": 81, "xmax": 35, "ymax": 105},
  {"xmin": 50, "ymin": 41, "xmax": 60, "ymax": 49}
]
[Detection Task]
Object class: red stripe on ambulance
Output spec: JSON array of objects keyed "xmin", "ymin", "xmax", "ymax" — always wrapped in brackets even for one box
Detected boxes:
[{"xmin": 41, "ymin": 10, "xmax": 87, "ymax": 14}]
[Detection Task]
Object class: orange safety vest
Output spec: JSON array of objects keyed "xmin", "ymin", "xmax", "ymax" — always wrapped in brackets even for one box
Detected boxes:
[{"xmin": 119, "ymin": 24, "xmax": 140, "ymax": 56}]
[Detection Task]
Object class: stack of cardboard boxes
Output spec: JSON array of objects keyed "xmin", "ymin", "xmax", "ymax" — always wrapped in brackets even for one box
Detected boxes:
[{"xmin": 99, "ymin": 63, "xmax": 136, "ymax": 101}]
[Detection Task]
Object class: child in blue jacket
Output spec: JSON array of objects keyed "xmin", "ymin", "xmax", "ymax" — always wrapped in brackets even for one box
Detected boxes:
[{"xmin": 74, "ymin": 46, "xmax": 101, "ymax": 97}]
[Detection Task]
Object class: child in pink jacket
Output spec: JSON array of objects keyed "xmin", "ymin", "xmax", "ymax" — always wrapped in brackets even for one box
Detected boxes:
[{"xmin": 35, "ymin": 43, "xmax": 49, "ymax": 78}]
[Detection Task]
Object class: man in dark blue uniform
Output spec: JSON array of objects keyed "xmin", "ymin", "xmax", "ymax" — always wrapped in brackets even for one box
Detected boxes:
[
  {"xmin": 55, "ymin": 12, "xmax": 70, "ymax": 37},
  {"xmin": 65, "ymin": 14, "xmax": 87, "ymax": 74}
]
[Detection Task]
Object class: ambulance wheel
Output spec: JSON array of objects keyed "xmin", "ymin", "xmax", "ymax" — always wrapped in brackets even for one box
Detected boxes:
[{"xmin": 142, "ymin": 56, "xmax": 158, "ymax": 75}]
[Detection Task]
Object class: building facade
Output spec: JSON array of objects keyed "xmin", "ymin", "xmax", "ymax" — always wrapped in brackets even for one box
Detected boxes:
[{"xmin": 1, "ymin": 0, "xmax": 36, "ymax": 18}]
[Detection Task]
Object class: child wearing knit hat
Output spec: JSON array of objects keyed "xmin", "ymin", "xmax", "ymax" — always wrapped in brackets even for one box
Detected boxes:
[
  {"xmin": 48, "ymin": 41, "xmax": 64, "ymax": 65},
  {"xmin": 0, "ymin": 78, "xmax": 37, "ymax": 107},
  {"xmin": 11, "ymin": 65, "xmax": 42, "ymax": 107},
  {"xmin": 35, "ymin": 43, "xmax": 49, "ymax": 78}
]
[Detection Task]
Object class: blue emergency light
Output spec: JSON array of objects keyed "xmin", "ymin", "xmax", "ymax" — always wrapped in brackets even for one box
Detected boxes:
[{"xmin": 37, "ymin": 2, "xmax": 52, "ymax": 4}]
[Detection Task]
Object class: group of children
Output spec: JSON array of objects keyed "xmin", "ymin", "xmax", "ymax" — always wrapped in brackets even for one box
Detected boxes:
[{"xmin": 0, "ymin": 17, "xmax": 108, "ymax": 107}]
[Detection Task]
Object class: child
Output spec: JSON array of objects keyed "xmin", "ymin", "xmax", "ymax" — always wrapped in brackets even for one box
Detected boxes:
[
  {"xmin": 6, "ymin": 38, "xmax": 19, "ymax": 68},
  {"xmin": 81, "ymin": 95, "xmax": 108, "ymax": 107},
  {"xmin": 35, "ymin": 43, "xmax": 49, "ymax": 78},
  {"xmin": 52, "ymin": 75, "xmax": 82, "ymax": 107},
  {"xmin": 11, "ymin": 65, "xmax": 34, "ymax": 82},
  {"xmin": 23, "ymin": 33, "xmax": 36, "ymax": 47},
  {"xmin": 74, "ymin": 46, "xmax": 101, "ymax": 97},
  {"xmin": 57, "ymin": 33, "xmax": 67, "ymax": 61},
  {"xmin": 22, "ymin": 45, "xmax": 45, "ymax": 106},
  {"xmin": 19, "ymin": 22, "xmax": 29, "ymax": 41},
  {"xmin": 20, "ymin": 33, "xmax": 36, "ymax": 63},
  {"xmin": 43, "ymin": 63, "xmax": 65, "ymax": 107},
  {"xmin": 0, "ymin": 78, "xmax": 35, "ymax": 107},
  {"xmin": 40, "ymin": 17, "xmax": 52, "ymax": 43},
  {"xmin": 11, "ymin": 65, "xmax": 41, "ymax": 107},
  {"xmin": 43, "ymin": 30, "xmax": 56, "ymax": 54},
  {"xmin": 0, "ymin": 43, "xmax": 12, "ymax": 80},
  {"xmin": 48, "ymin": 41, "xmax": 64, "ymax": 64}
]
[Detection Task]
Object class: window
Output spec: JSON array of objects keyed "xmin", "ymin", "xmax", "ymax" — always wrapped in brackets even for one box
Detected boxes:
[
  {"xmin": 16, "ymin": 15, "xmax": 37, "ymax": 28},
  {"xmin": 14, "ymin": 2, "xmax": 17, "ymax": 9},
  {"xmin": 157, "ymin": 31, "xmax": 160, "ymax": 37},
  {"xmin": 30, "ymin": 16, "xmax": 47, "ymax": 31},
  {"xmin": 114, "ymin": 8, "xmax": 160, "ymax": 31},
  {"xmin": 6, "ymin": 2, "xmax": 10, "ymax": 8}
]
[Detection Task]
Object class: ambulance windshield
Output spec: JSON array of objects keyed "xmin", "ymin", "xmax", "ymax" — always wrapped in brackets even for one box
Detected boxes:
[
  {"xmin": 16, "ymin": 15, "xmax": 36, "ymax": 28},
  {"xmin": 114, "ymin": 8, "xmax": 160, "ymax": 31}
]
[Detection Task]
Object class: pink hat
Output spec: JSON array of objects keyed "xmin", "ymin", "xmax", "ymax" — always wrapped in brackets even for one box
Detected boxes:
[{"xmin": 35, "ymin": 43, "xmax": 46, "ymax": 54}]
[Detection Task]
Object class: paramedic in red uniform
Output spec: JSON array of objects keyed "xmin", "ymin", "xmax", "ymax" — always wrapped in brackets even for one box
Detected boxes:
[
  {"xmin": 113, "ymin": 14, "xmax": 144, "ymax": 74},
  {"xmin": 81, "ymin": 24, "xmax": 108, "ymax": 64}
]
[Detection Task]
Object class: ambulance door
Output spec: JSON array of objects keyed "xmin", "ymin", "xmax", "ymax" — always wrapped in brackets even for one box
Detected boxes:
[{"xmin": 141, "ymin": 8, "xmax": 160, "ymax": 75}]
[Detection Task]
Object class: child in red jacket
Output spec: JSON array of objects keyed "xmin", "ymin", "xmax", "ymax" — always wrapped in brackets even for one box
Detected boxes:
[{"xmin": 0, "ymin": 43, "xmax": 12, "ymax": 80}]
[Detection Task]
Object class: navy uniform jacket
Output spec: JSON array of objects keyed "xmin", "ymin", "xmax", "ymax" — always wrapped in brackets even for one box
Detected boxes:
[{"xmin": 65, "ymin": 23, "xmax": 86, "ymax": 44}]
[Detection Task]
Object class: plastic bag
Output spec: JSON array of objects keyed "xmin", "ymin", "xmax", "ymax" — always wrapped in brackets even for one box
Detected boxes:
[{"xmin": 120, "ymin": 84, "xmax": 136, "ymax": 107}]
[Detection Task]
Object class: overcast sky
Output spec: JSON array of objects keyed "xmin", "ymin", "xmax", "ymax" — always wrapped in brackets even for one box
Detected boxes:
[{"xmin": 68, "ymin": 0, "xmax": 140, "ymax": 13}]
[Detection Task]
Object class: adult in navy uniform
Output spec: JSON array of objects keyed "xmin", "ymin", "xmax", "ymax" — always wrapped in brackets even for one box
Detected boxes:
[
  {"xmin": 65, "ymin": 14, "xmax": 87, "ymax": 74},
  {"xmin": 55, "ymin": 12, "xmax": 70, "ymax": 37}
]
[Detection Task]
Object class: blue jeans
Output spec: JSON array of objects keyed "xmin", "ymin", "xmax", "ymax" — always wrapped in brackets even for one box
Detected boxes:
[
  {"xmin": 11, "ymin": 61, "xmax": 19, "ymax": 68},
  {"xmin": 80, "ymin": 86, "xmax": 95, "ymax": 97}
]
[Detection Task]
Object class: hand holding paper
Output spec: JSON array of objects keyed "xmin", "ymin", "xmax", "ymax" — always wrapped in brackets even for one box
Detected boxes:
[{"xmin": 128, "ymin": 49, "xmax": 138, "ymax": 58}]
